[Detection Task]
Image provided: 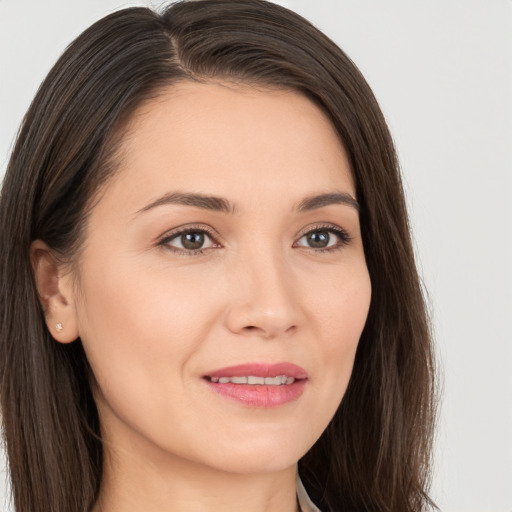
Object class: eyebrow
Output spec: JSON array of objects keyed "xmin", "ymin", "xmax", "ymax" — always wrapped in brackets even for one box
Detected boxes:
[
  {"xmin": 297, "ymin": 192, "xmax": 360, "ymax": 212},
  {"xmin": 136, "ymin": 190, "xmax": 359, "ymax": 216},
  {"xmin": 137, "ymin": 192, "xmax": 236, "ymax": 215}
]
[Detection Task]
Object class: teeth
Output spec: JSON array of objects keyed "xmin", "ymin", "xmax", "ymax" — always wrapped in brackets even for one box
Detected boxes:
[
  {"xmin": 209, "ymin": 375, "xmax": 296, "ymax": 386},
  {"xmin": 247, "ymin": 376, "xmax": 265, "ymax": 385}
]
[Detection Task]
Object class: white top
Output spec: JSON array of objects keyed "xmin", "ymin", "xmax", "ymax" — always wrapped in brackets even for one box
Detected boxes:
[{"xmin": 297, "ymin": 474, "xmax": 322, "ymax": 512}]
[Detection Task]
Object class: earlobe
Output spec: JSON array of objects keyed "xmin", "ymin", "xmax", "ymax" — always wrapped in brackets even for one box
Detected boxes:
[{"xmin": 30, "ymin": 240, "xmax": 79, "ymax": 344}]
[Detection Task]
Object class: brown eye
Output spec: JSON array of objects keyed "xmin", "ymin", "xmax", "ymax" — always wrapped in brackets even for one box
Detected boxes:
[
  {"xmin": 295, "ymin": 227, "xmax": 350, "ymax": 251},
  {"xmin": 164, "ymin": 230, "xmax": 215, "ymax": 251},
  {"xmin": 305, "ymin": 231, "xmax": 330, "ymax": 248},
  {"xmin": 181, "ymin": 232, "xmax": 205, "ymax": 250}
]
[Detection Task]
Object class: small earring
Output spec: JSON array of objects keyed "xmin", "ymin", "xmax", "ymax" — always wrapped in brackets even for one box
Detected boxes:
[{"xmin": 56, "ymin": 322, "xmax": 63, "ymax": 332}]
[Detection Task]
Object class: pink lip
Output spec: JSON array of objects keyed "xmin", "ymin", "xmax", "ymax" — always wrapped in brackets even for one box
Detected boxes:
[{"xmin": 203, "ymin": 362, "xmax": 308, "ymax": 408}]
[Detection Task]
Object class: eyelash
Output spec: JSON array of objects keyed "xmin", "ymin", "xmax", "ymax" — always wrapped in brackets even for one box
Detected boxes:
[{"xmin": 158, "ymin": 223, "xmax": 351, "ymax": 256}]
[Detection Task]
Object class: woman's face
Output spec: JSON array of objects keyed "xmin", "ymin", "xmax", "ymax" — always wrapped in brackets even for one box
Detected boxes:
[{"xmin": 71, "ymin": 82, "xmax": 371, "ymax": 474}]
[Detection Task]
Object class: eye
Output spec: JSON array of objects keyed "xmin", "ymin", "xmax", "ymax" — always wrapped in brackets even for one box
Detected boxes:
[
  {"xmin": 160, "ymin": 227, "xmax": 219, "ymax": 253},
  {"xmin": 294, "ymin": 226, "xmax": 350, "ymax": 251}
]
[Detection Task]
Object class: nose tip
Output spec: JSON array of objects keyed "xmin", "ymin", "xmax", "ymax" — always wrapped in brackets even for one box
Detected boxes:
[
  {"xmin": 224, "ymin": 261, "xmax": 301, "ymax": 339},
  {"xmin": 226, "ymin": 308, "xmax": 299, "ymax": 339}
]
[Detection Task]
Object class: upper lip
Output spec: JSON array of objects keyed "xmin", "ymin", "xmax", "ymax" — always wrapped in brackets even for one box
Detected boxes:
[{"xmin": 205, "ymin": 362, "xmax": 308, "ymax": 379}]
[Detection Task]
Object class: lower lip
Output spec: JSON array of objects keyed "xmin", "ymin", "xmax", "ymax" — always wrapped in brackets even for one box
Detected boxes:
[{"xmin": 204, "ymin": 379, "xmax": 306, "ymax": 408}]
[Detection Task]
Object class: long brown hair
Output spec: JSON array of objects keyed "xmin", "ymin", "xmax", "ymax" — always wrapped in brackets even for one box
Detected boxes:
[{"xmin": 0, "ymin": 1, "xmax": 437, "ymax": 511}]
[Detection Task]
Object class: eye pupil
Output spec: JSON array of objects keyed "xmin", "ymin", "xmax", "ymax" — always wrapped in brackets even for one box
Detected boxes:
[
  {"xmin": 182, "ymin": 232, "xmax": 205, "ymax": 250},
  {"xmin": 307, "ymin": 231, "xmax": 330, "ymax": 248}
]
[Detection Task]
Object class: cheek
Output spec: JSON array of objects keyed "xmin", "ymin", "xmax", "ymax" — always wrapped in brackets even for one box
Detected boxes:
[
  {"xmin": 73, "ymin": 255, "xmax": 221, "ymax": 408},
  {"xmin": 312, "ymin": 259, "xmax": 371, "ymax": 340},
  {"xmin": 74, "ymin": 261, "xmax": 230, "ymax": 461},
  {"xmin": 330, "ymin": 281, "xmax": 370, "ymax": 355},
  {"xmin": 307, "ymin": 264, "xmax": 371, "ymax": 399}
]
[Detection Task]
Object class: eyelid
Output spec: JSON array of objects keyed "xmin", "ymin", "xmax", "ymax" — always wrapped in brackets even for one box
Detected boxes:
[{"xmin": 295, "ymin": 222, "xmax": 350, "ymax": 238}]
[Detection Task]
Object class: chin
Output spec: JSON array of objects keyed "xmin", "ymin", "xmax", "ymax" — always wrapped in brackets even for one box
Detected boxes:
[
  {"xmin": 193, "ymin": 433, "xmax": 313, "ymax": 475},
  {"xmin": 208, "ymin": 453, "xmax": 302, "ymax": 475}
]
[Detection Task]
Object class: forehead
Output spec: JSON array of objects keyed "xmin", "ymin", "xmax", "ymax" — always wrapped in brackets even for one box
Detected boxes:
[{"xmin": 101, "ymin": 81, "xmax": 355, "ymax": 213}]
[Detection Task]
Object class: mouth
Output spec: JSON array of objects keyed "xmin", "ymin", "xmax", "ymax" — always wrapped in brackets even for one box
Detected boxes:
[
  {"xmin": 207, "ymin": 375, "xmax": 297, "ymax": 385},
  {"xmin": 203, "ymin": 362, "xmax": 308, "ymax": 408}
]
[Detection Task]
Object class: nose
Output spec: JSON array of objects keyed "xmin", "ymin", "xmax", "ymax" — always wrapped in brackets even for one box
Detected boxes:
[{"xmin": 224, "ymin": 247, "xmax": 301, "ymax": 339}]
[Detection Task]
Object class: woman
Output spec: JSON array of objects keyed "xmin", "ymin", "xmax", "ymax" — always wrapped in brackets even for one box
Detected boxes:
[{"xmin": 0, "ymin": 1, "xmax": 437, "ymax": 511}]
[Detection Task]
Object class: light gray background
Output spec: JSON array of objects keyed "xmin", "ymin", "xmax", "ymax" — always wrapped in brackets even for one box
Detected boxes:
[{"xmin": 1, "ymin": 1, "xmax": 511, "ymax": 511}]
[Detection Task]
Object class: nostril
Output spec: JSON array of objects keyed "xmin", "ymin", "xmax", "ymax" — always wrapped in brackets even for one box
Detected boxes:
[{"xmin": 285, "ymin": 325, "xmax": 298, "ymax": 335}]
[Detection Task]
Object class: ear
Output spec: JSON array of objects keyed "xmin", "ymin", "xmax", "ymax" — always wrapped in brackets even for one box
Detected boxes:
[{"xmin": 30, "ymin": 240, "xmax": 79, "ymax": 343}]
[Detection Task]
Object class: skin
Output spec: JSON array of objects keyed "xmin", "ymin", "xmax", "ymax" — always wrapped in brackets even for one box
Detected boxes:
[{"xmin": 32, "ymin": 82, "xmax": 372, "ymax": 512}]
